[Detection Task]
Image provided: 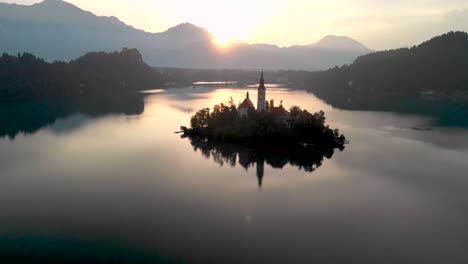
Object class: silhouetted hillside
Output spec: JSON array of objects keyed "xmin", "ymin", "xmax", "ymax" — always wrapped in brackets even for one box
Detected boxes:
[
  {"xmin": 0, "ymin": 0, "xmax": 370, "ymax": 70},
  {"xmin": 0, "ymin": 48, "xmax": 162, "ymax": 99},
  {"xmin": 309, "ymin": 31, "xmax": 468, "ymax": 96}
]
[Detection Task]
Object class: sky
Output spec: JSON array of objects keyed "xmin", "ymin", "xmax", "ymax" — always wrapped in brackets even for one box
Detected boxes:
[{"xmin": 3, "ymin": 0, "xmax": 468, "ymax": 50}]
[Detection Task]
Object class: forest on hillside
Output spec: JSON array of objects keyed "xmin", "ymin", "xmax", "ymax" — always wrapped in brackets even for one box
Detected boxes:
[
  {"xmin": 308, "ymin": 31, "xmax": 468, "ymax": 97},
  {"xmin": 0, "ymin": 48, "xmax": 162, "ymax": 100}
]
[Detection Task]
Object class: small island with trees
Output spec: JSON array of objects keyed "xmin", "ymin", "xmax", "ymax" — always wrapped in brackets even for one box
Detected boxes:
[{"xmin": 181, "ymin": 72, "xmax": 346, "ymax": 151}]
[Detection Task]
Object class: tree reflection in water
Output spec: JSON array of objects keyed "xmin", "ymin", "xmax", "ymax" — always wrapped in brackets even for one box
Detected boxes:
[
  {"xmin": 186, "ymin": 135, "xmax": 345, "ymax": 188},
  {"xmin": 0, "ymin": 93, "xmax": 144, "ymax": 139}
]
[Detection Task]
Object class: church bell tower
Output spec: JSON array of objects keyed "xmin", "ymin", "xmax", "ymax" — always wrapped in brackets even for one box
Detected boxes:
[{"xmin": 257, "ymin": 71, "xmax": 266, "ymax": 111}]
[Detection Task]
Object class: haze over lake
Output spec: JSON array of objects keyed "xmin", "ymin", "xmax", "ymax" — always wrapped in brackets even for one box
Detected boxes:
[{"xmin": 1, "ymin": 86, "xmax": 467, "ymax": 263}]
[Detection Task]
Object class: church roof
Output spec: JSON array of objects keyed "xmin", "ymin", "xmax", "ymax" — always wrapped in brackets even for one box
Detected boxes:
[
  {"xmin": 240, "ymin": 97, "xmax": 255, "ymax": 109},
  {"xmin": 271, "ymin": 105, "xmax": 290, "ymax": 116},
  {"xmin": 239, "ymin": 92, "xmax": 255, "ymax": 109}
]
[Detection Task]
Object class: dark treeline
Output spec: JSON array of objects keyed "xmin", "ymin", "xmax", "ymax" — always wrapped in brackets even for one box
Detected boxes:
[
  {"xmin": 308, "ymin": 31, "xmax": 468, "ymax": 97},
  {"xmin": 0, "ymin": 48, "xmax": 162, "ymax": 100}
]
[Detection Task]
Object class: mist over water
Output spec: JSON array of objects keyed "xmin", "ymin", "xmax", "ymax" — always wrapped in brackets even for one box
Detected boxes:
[{"xmin": 1, "ymin": 87, "xmax": 468, "ymax": 263}]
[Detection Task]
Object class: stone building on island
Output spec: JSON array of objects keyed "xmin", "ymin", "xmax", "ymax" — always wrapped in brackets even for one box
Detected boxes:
[{"xmin": 239, "ymin": 71, "xmax": 290, "ymax": 117}]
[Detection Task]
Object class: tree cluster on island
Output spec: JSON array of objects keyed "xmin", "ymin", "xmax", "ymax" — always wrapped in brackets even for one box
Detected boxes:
[
  {"xmin": 0, "ymin": 48, "xmax": 162, "ymax": 100},
  {"xmin": 182, "ymin": 98, "xmax": 346, "ymax": 150}
]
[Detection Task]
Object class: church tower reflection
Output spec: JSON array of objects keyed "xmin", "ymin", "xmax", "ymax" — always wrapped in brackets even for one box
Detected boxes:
[
  {"xmin": 238, "ymin": 148, "xmax": 266, "ymax": 190},
  {"xmin": 256, "ymin": 157, "xmax": 265, "ymax": 190}
]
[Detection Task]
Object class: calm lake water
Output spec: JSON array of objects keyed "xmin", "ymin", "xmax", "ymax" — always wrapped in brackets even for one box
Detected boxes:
[{"xmin": 1, "ymin": 86, "xmax": 468, "ymax": 263}]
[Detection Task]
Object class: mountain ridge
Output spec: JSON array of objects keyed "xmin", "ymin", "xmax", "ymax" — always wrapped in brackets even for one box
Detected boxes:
[{"xmin": 0, "ymin": 0, "xmax": 371, "ymax": 70}]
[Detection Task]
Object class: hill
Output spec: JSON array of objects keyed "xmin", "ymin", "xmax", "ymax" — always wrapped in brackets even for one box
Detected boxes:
[
  {"xmin": 0, "ymin": 0, "xmax": 371, "ymax": 70},
  {"xmin": 0, "ymin": 48, "xmax": 162, "ymax": 99},
  {"xmin": 309, "ymin": 31, "xmax": 468, "ymax": 97},
  {"xmin": 305, "ymin": 35, "xmax": 370, "ymax": 53}
]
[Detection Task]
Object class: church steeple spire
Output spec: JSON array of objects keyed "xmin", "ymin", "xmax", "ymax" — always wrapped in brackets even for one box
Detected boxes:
[
  {"xmin": 257, "ymin": 70, "xmax": 266, "ymax": 111},
  {"xmin": 259, "ymin": 70, "xmax": 265, "ymax": 89}
]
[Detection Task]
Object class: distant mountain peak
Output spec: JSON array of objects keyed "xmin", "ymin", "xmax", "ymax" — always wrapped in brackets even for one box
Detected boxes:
[
  {"xmin": 32, "ymin": 0, "xmax": 87, "ymax": 14},
  {"xmin": 162, "ymin": 22, "xmax": 213, "ymax": 42},
  {"xmin": 310, "ymin": 35, "xmax": 370, "ymax": 52},
  {"xmin": 35, "ymin": 0, "xmax": 73, "ymax": 7},
  {"xmin": 165, "ymin": 23, "xmax": 209, "ymax": 34},
  {"xmin": 170, "ymin": 22, "xmax": 198, "ymax": 29},
  {"xmin": 41, "ymin": 0, "xmax": 64, "ymax": 3}
]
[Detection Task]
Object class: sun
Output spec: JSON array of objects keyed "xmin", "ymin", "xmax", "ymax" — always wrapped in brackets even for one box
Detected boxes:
[
  {"xmin": 212, "ymin": 35, "xmax": 235, "ymax": 47},
  {"xmin": 207, "ymin": 22, "xmax": 248, "ymax": 48},
  {"xmin": 210, "ymin": 28, "xmax": 244, "ymax": 48},
  {"xmin": 193, "ymin": 0, "xmax": 288, "ymax": 48}
]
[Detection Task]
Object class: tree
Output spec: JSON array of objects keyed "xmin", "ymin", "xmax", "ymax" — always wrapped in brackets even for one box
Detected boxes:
[
  {"xmin": 228, "ymin": 96, "xmax": 235, "ymax": 108},
  {"xmin": 313, "ymin": 110, "xmax": 326, "ymax": 126},
  {"xmin": 190, "ymin": 108, "xmax": 210, "ymax": 128},
  {"xmin": 289, "ymin": 106, "xmax": 302, "ymax": 118}
]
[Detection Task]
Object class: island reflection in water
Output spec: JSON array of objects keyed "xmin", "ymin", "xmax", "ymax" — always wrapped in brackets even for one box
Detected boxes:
[{"xmin": 186, "ymin": 135, "xmax": 344, "ymax": 188}]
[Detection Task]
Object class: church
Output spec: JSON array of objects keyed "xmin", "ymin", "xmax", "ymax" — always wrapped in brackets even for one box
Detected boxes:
[
  {"xmin": 239, "ymin": 71, "xmax": 266, "ymax": 117},
  {"xmin": 239, "ymin": 71, "xmax": 289, "ymax": 117}
]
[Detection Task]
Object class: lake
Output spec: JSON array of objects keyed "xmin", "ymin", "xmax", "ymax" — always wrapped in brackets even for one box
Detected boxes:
[{"xmin": 1, "ymin": 86, "xmax": 468, "ymax": 263}]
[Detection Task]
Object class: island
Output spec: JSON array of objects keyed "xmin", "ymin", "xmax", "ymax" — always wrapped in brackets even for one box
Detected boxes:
[{"xmin": 181, "ymin": 72, "xmax": 346, "ymax": 150}]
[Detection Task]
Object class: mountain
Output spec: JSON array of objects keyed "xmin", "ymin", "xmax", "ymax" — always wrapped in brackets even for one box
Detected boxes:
[
  {"xmin": 306, "ymin": 35, "xmax": 371, "ymax": 53},
  {"xmin": 0, "ymin": 0, "xmax": 211, "ymax": 60},
  {"xmin": 308, "ymin": 31, "xmax": 468, "ymax": 97},
  {"xmin": 0, "ymin": 0, "xmax": 371, "ymax": 70}
]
